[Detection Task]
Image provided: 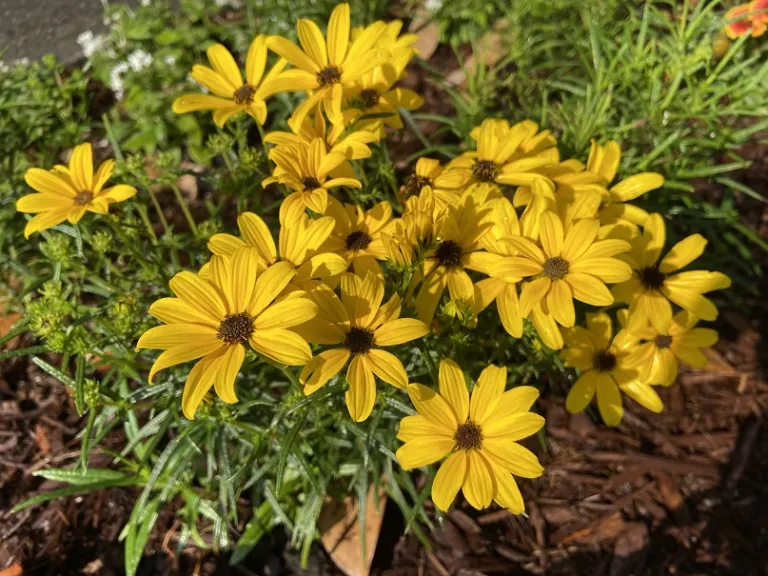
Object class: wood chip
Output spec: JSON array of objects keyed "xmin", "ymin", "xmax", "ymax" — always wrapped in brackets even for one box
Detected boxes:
[
  {"xmin": 449, "ymin": 509, "xmax": 481, "ymax": 535},
  {"xmin": 558, "ymin": 511, "xmax": 626, "ymax": 545},
  {"xmin": 609, "ymin": 522, "xmax": 649, "ymax": 576}
]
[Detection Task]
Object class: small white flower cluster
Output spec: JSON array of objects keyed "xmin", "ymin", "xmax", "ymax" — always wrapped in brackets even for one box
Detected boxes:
[
  {"xmin": 214, "ymin": 0, "xmax": 243, "ymax": 7},
  {"xmin": 109, "ymin": 49, "xmax": 153, "ymax": 100},
  {"xmin": 77, "ymin": 30, "xmax": 108, "ymax": 59}
]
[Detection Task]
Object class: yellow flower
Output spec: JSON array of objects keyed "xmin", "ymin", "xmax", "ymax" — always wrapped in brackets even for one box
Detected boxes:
[
  {"xmin": 623, "ymin": 310, "xmax": 719, "ymax": 387},
  {"xmin": 322, "ymin": 196, "xmax": 394, "ymax": 278},
  {"xmin": 17, "ymin": 143, "xmax": 136, "ymax": 237},
  {"xmin": 724, "ymin": 2, "xmax": 767, "ymax": 38},
  {"xmin": 264, "ymin": 108, "xmax": 379, "ymax": 163},
  {"xmin": 382, "ymin": 187, "xmax": 437, "ymax": 266},
  {"xmin": 450, "ymin": 118, "xmax": 556, "ymax": 197},
  {"xmin": 584, "ymin": 140, "xmax": 664, "ymax": 231},
  {"xmin": 396, "ymin": 359, "xmax": 544, "ymax": 514},
  {"xmin": 262, "ymin": 138, "xmax": 361, "ymax": 222},
  {"xmin": 172, "ymin": 37, "xmax": 285, "ymax": 128},
  {"xmin": 415, "ymin": 195, "xmax": 497, "ymax": 324},
  {"xmin": 207, "ymin": 210, "xmax": 348, "ymax": 288},
  {"xmin": 266, "ymin": 3, "xmax": 390, "ymax": 129},
  {"xmin": 561, "ymin": 312, "xmax": 663, "ymax": 426},
  {"xmin": 611, "ymin": 213, "xmax": 731, "ymax": 334},
  {"xmin": 493, "ymin": 212, "xmax": 632, "ymax": 328},
  {"xmin": 136, "ymin": 251, "xmax": 317, "ymax": 419},
  {"xmin": 299, "ymin": 273, "xmax": 429, "ymax": 422},
  {"xmin": 399, "ymin": 158, "xmax": 468, "ymax": 214}
]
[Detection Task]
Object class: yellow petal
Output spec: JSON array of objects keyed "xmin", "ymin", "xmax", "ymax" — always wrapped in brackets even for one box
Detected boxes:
[
  {"xmin": 539, "ymin": 212, "xmax": 564, "ymax": 257},
  {"xmin": 253, "ymin": 297, "xmax": 317, "ymax": 330},
  {"xmin": 395, "ymin": 436, "xmax": 455, "ymax": 470},
  {"xmin": 208, "ymin": 233, "xmax": 246, "ymax": 258},
  {"xmin": 230, "ymin": 247, "xmax": 260, "ymax": 312},
  {"xmin": 658, "ymin": 234, "xmax": 706, "ymax": 274},
  {"xmin": 438, "ymin": 359, "xmax": 470, "ymax": 424},
  {"xmin": 249, "ymin": 328, "xmax": 311, "ymax": 366},
  {"xmin": 149, "ymin": 338, "xmax": 224, "ymax": 383},
  {"xmin": 611, "ymin": 173, "xmax": 664, "ymax": 201},
  {"xmin": 489, "ymin": 459, "xmax": 525, "ymax": 514},
  {"xmin": 481, "ymin": 438, "xmax": 544, "ymax": 478},
  {"xmin": 569, "ymin": 258, "xmax": 632, "ymax": 282},
  {"xmin": 446, "ymin": 268, "xmax": 474, "ymax": 303},
  {"xmin": 641, "ymin": 213, "xmax": 666, "ymax": 267},
  {"xmin": 245, "ymin": 35, "xmax": 268, "ymax": 86},
  {"xmin": 415, "ymin": 268, "xmax": 447, "ymax": 323},
  {"xmin": 266, "ymin": 35, "xmax": 320, "ymax": 73},
  {"xmin": 497, "ymin": 284, "xmax": 523, "ymax": 338},
  {"xmin": 149, "ymin": 297, "xmax": 218, "ymax": 327},
  {"xmin": 663, "ymin": 270, "xmax": 731, "ymax": 293},
  {"xmin": 491, "ymin": 257, "xmax": 541, "ymax": 280},
  {"xmin": 136, "ymin": 324, "xmax": 217, "ymax": 350},
  {"xmin": 181, "ymin": 349, "xmax": 227, "ymax": 419},
  {"xmin": 432, "ymin": 451, "xmax": 468, "ymax": 512},
  {"xmin": 565, "ymin": 273, "xmax": 614, "ymax": 306},
  {"xmin": 518, "ymin": 277, "xmax": 551, "ymax": 317},
  {"xmin": 596, "ymin": 373, "xmax": 623, "ymax": 426},
  {"xmin": 406, "ymin": 383, "xmax": 457, "ymax": 432},
  {"xmin": 172, "ymin": 93, "xmax": 235, "ymax": 113},
  {"xmin": 345, "ymin": 354, "xmax": 376, "ymax": 422},
  {"xmin": 565, "ymin": 370, "xmax": 598, "ymax": 414},
  {"xmin": 482, "ymin": 412, "xmax": 545, "ymax": 440},
  {"xmin": 93, "ymin": 159, "xmax": 115, "ymax": 194},
  {"xmin": 215, "ymin": 344, "xmax": 244, "ymax": 403},
  {"xmin": 98, "ymin": 185, "xmax": 136, "ymax": 203},
  {"xmin": 585, "ymin": 312, "xmax": 613, "ymax": 349},
  {"xmin": 327, "ymin": 3, "xmax": 350, "ymax": 65},
  {"xmin": 461, "ymin": 450, "xmax": 494, "ymax": 510},
  {"xmin": 300, "ymin": 347, "xmax": 350, "ymax": 393},
  {"xmin": 206, "ymin": 43, "xmax": 242, "ymax": 88},
  {"xmin": 645, "ymin": 291, "xmax": 673, "ymax": 334},
  {"xmin": 16, "ymin": 193, "xmax": 73, "ymax": 213},
  {"xmin": 69, "ymin": 143, "xmax": 93, "ymax": 191},
  {"xmin": 237, "ymin": 212, "xmax": 277, "ymax": 263},
  {"xmin": 397, "ymin": 414, "xmax": 454, "ymax": 442},
  {"xmin": 365, "ymin": 348, "xmax": 408, "ymax": 388},
  {"xmin": 547, "ymin": 280, "xmax": 575, "ymax": 327},
  {"xmin": 469, "ymin": 364, "xmax": 506, "ymax": 425},
  {"xmin": 620, "ymin": 380, "xmax": 664, "ymax": 413},
  {"xmin": 247, "ymin": 261, "xmax": 296, "ymax": 317},
  {"xmin": 297, "ymin": 19, "xmax": 328, "ymax": 67},
  {"xmin": 373, "ymin": 318, "xmax": 428, "ymax": 346},
  {"xmin": 169, "ymin": 271, "xmax": 227, "ymax": 324},
  {"xmin": 24, "ymin": 168, "xmax": 76, "ymax": 197},
  {"xmin": 213, "ymin": 106, "xmax": 243, "ymax": 128}
]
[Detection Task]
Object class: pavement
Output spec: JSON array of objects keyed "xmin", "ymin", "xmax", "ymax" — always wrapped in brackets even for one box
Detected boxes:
[{"xmin": 0, "ymin": 0, "xmax": 137, "ymax": 64}]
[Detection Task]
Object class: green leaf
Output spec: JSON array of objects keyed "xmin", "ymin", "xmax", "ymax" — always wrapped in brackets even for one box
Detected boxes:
[
  {"xmin": 11, "ymin": 477, "xmax": 136, "ymax": 513},
  {"xmin": 34, "ymin": 467, "xmax": 128, "ymax": 485},
  {"xmin": 74, "ymin": 354, "xmax": 86, "ymax": 416},
  {"xmin": 275, "ymin": 410, "xmax": 308, "ymax": 494},
  {"xmin": 125, "ymin": 497, "xmax": 161, "ymax": 576},
  {"xmin": 31, "ymin": 356, "xmax": 76, "ymax": 387},
  {"xmin": 229, "ymin": 501, "xmax": 274, "ymax": 565}
]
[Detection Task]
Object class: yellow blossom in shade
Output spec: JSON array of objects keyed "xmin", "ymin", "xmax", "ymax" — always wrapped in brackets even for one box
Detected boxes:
[
  {"xmin": 207, "ymin": 210, "xmax": 348, "ymax": 288},
  {"xmin": 136, "ymin": 251, "xmax": 317, "ymax": 419},
  {"xmin": 396, "ymin": 359, "xmax": 544, "ymax": 514},
  {"xmin": 561, "ymin": 312, "xmax": 663, "ymax": 426},
  {"xmin": 265, "ymin": 3, "xmax": 390, "ymax": 129},
  {"xmin": 622, "ymin": 310, "xmax": 719, "ymax": 387},
  {"xmin": 584, "ymin": 140, "xmax": 664, "ymax": 231},
  {"xmin": 381, "ymin": 187, "xmax": 437, "ymax": 267},
  {"xmin": 262, "ymin": 138, "xmax": 361, "ymax": 222},
  {"xmin": 298, "ymin": 273, "xmax": 429, "ymax": 422},
  {"xmin": 493, "ymin": 212, "xmax": 632, "ymax": 328},
  {"xmin": 322, "ymin": 196, "xmax": 394, "ymax": 278},
  {"xmin": 17, "ymin": 143, "xmax": 136, "ymax": 238},
  {"xmin": 399, "ymin": 158, "xmax": 469, "ymax": 215},
  {"xmin": 172, "ymin": 37, "xmax": 285, "ymax": 128},
  {"xmin": 415, "ymin": 195, "xmax": 499, "ymax": 324},
  {"xmin": 611, "ymin": 213, "xmax": 731, "ymax": 334},
  {"xmin": 448, "ymin": 119, "xmax": 556, "ymax": 197},
  {"xmin": 264, "ymin": 109, "xmax": 379, "ymax": 164}
]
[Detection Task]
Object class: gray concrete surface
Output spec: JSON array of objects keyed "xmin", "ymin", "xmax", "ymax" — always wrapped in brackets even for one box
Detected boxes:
[{"xmin": 0, "ymin": 0, "xmax": 137, "ymax": 64}]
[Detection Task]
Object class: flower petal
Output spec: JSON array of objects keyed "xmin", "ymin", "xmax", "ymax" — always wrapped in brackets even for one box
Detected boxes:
[
  {"xmin": 406, "ymin": 383, "xmax": 457, "ymax": 432},
  {"xmin": 206, "ymin": 43, "xmax": 242, "ymax": 88},
  {"xmin": 373, "ymin": 318, "xmax": 429, "ymax": 346},
  {"xmin": 397, "ymin": 415, "xmax": 454, "ymax": 443},
  {"xmin": 547, "ymin": 280, "xmax": 575, "ymax": 327},
  {"xmin": 469, "ymin": 364, "xmax": 507, "ymax": 425},
  {"xmin": 565, "ymin": 273, "xmax": 614, "ymax": 306},
  {"xmin": 481, "ymin": 438, "xmax": 544, "ymax": 478},
  {"xmin": 438, "ymin": 359, "xmax": 470, "ymax": 424},
  {"xmin": 482, "ymin": 412, "xmax": 545, "ymax": 440},
  {"xmin": 539, "ymin": 212, "xmax": 564, "ymax": 257},
  {"xmin": 300, "ymin": 347, "xmax": 349, "ymax": 394},
  {"xmin": 596, "ymin": 373, "xmax": 623, "ymax": 426},
  {"xmin": 136, "ymin": 324, "xmax": 217, "ymax": 350},
  {"xmin": 659, "ymin": 234, "xmax": 706, "ymax": 274},
  {"xmin": 248, "ymin": 261, "xmax": 296, "ymax": 317},
  {"xmin": 366, "ymin": 348, "xmax": 408, "ymax": 389},
  {"xmin": 518, "ymin": 277, "xmax": 551, "ymax": 317},
  {"xmin": 327, "ymin": 2, "xmax": 350, "ymax": 66},
  {"xmin": 565, "ymin": 370, "xmax": 598, "ymax": 414},
  {"xmin": 345, "ymin": 354, "xmax": 376, "ymax": 422},
  {"xmin": 432, "ymin": 451, "xmax": 468, "ymax": 512},
  {"xmin": 24, "ymin": 168, "xmax": 76, "ymax": 197},
  {"xmin": 149, "ymin": 338, "xmax": 224, "ymax": 383},
  {"xmin": 215, "ymin": 344, "xmax": 244, "ymax": 403},
  {"xmin": 181, "ymin": 349, "xmax": 227, "ymax": 419},
  {"xmin": 169, "ymin": 271, "xmax": 227, "ymax": 324},
  {"xmin": 249, "ymin": 328, "xmax": 312, "ymax": 366},
  {"xmin": 253, "ymin": 297, "xmax": 317, "ymax": 330},
  {"xmin": 461, "ymin": 450, "xmax": 494, "ymax": 510},
  {"xmin": 395, "ymin": 436, "xmax": 455, "ymax": 470}
]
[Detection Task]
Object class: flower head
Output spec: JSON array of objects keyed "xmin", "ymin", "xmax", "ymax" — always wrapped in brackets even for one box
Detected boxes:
[
  {"xmin": 172, "ymin": 37, "xmax": 285, "ymax": 127},
  {"xmin": 137, "ymin": 252, "xmax": 317, "ymax": 418},
  {"xmin": 724, "ymin": 1, "xmax": 767, "ymax": 38},
  {"xmin": 262, "ymin": 138, "xmax": 361, "ymax": 222},
  {"xmin": 17, "ymin": 143, "xmax": 136, "ymax": 237},
  {"xmin": 299, "ymin": 272, "xmax": 429, "ymax": 422},
  {"xmin": 623, "ymin": 310, "xmax": 719, "ymax": 387},
  {"xmin": 562, "ymin": 312, "xmax": 663, "ymax": 426},
  {"xmin": 207, "ymin": 210, "xmax": 348, "ymax": 288},
  {"xmin": 399, "ymin": 158, "xmax": 468, "ymax": 215},
  {"xmin": 611, "ymin": 214, "xmax": 731, "ymax": 334},
  {"xmin": 266, "ymin": 3, "xmax": 391, "ymax": 129},
  {"xmin": 396, "ymin": 359, "xmax": 544, "ymax": 514}
]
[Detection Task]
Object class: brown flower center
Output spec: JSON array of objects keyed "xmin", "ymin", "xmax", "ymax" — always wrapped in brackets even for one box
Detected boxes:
[
  {"xmin": 344, "ymin": 326, "xmax": 374, "ymax": 355},
  {"xmin": 301, "ymin": 176, "xmax": 322, "ymax": 191},
  {"xmin": 359, "ymin": 88, "xmax": 379, "ymax": 109},
  {"xmin": 317, "ymin": 66, "xmax": 342, "ymax": 86},
  {"xmin": 74, "ymin": 190, "xmax": 94, "ymax": 206},
  {"xmin": 435, "ymin": 240, "xmax": 463, "ymax": 268},
  {"xmin": 217, "ymin": 313, "xmax": 253, "ymax": 344},
  {"xmin": 593, "ymin": 350, "xmax": 617, "ymax": 372},
  {"xmin": 471, "ymin": 160, "xmax": 498, "ymax": 183},
  {"xmin": 404, "ymin": 173, "xmax": 432, "ymax": 197},
  {"xmin": 454, "ymin": 420, "xmax": 483, "ymax": 450},
  {"xmin": 233, "ymin": 84, "xmax": 256, "ymax": 105},
  {"xmin": 639, "ymin": 266, "xmax": 666, "ymax": 290},
  {"xmin": 655, "ymin": 335, "xmax": 673, "ymax": 349},
  {"xmin": 542, "ymin": 257, "xmax": 569, "ymax": 280},
  {"xmin": 345, "ymin": 230, "xmax": 372, "ymax": 252}
]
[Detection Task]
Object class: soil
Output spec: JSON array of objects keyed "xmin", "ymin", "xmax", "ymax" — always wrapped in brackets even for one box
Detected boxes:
[{"xmin": 3, "ymin": 19, "xmax": 768, "ymax": 576}]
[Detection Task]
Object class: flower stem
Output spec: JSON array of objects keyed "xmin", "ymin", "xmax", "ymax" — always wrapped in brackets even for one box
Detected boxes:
[{"xmin": 170, "ymin": 183, "xmax": 198, "ymax": 237}]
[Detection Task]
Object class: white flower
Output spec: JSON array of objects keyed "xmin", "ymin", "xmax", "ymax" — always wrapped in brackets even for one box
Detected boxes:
[
  {"xmin": 140, "ymin": 0, "xmax": 151, "ymax": 5},
  {"xmin": 127, "ymin": 49, "xmax": 153, "ymax": 72},
  {"xmin": 214, "ymin": 0, "xmax": 242, "ymax": 6},
  {"xmin": 77, "ymin": 30, "xmax": 107, "ymax": 58},
  {"xmin": 163, "ymin": 54, "xmax": 177, "ymax": 66},
  {"xmin": 425, "ymin": 0, "xmax": 443, "ymax": 10},
  {"xmin": 109, "ymin": 62, "xmax": 129, "ymax": 100}
]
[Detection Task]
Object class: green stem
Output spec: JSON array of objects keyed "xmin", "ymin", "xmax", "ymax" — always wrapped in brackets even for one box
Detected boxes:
[
  {"xmin": 418, "ymin": 341, "xmax": 438, "ymax": 387},
  {"xmin": 134, "ymin": 203, "xmax": 159, "ymax": 245},
  {"xmin": 145, "ymin": 185, "xmax": 170, "ymax": 236},
  {"xmin": 170, "ymin": 183, "xmax": 198, "ymax": 237}
]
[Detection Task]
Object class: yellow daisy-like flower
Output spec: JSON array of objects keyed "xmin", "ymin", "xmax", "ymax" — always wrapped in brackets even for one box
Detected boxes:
[
  {"xmin": 207, "ymin": 209, "xmax": 348, "ymax": 289},
  {"xmin": 493, "ymin": 212, "xmax": 632, "ymax": 328},
  {"xmin": 299, "ymin": 273, "xmax": 429, "ymax": 422},
  {"xmin": 322, "ymin": 196, "xmax": 394, "ymax": 278},
  {"xmin": 399, "ymin": 158, "xmax": 468, "ymax": 215},
  {"xmin": 611, "ymin": 213, "xmax": 731, "ymax": 334},
  {"xmin": 264, "ymin": 109, "xmax": 379, "ymax": 162},
  {"xmin": 396, "ymin": 359, "xmax": 544, "ymax": 514},
  {"xmin": 561, "ymin": 312, "xmax": 663, "ymax": 426},
  {"xmin": 265, "ymin": 3, "xmax": 390, "ymax": 129},
  {"xmin": 623, "ymin": 310, "xmax": 719, "ymax": 387},
  {"xmin": 262, "ymin": 138, "xmax": 361, "ymax": 222},
  {"xmin": 449, "ymin": 118, "xmax": 556, "ymax": 197},
  {"xmin": 171, "ymin": 37, "xmax": 285, "ymax": 128},
  {"xmin": 17, "ymin": 143, "xmax": 136, "ymax": 238},
  {"xmin": 414, "ymin": 195, "xmax": 497, "ymax": 324},
  {"xmin": 381, "ymin": 187, "xmax": 438, "ymax": 267},
  {"xmin": 136, "ymin": 251, "xmax": 317, "ymax": 419}
]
